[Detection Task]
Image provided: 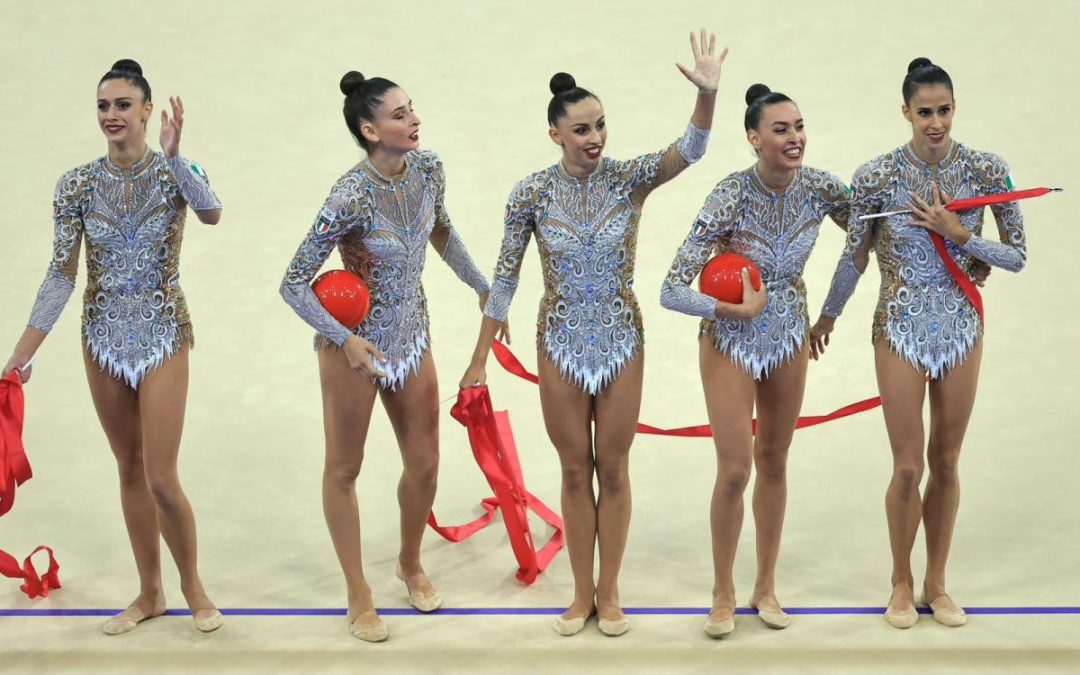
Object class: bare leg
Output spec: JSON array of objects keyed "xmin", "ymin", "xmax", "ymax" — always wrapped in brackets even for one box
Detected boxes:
[
  {"xmin": 592, "ymin": 352, "xmax": 644, "ymax": 624},
  {"xmin": 699, "ymin": 336, "xmax": 756, "ymax": 624},
  {"xmin": 537, "ymin": 353, "xmax": 597, "ymax": 623},
  {"xmin": 874, "ymin": 341, "xmax": 928, "ymax": 623},
  {"xmin": 923, "ymin": 342, "xmax": 982, "ymax": 619},
  {"xmin": 136, "ymin": 345, "xmax": 218, "ymax": 624},
  {"xmin": 83, "ymin": 353, "xmax": 165, "ymax": 629},
  {"xmin": 380, "ymin": 353, "xmax": 441, "ymax": 609},
  {"xmin": 318, "ymin": 346, "xmax": 380, "ymax": 629},
  {"xmin": 750, "ymin": 346, "xmax": 809, "ymax": 623}
]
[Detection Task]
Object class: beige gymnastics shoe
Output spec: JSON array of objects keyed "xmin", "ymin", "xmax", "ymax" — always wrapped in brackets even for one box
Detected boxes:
[{"xmin": 102, "ymin": 596, "xmax": 167, "ymax": 636}]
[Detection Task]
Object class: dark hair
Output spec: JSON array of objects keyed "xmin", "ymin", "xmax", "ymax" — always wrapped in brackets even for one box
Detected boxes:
[
  {"xmin": 902, "ymin": 57, "xmax": 953, "ymax": 104},
  {"xmin": 99, "ymin": 59, "xmax": 151, "ymax": 101},
  {"xmin": 547, "ymin": 72, "xmax": 600, "ymax": 126},
  {"xmin": 743, "ymin": 83, "xmax": 793, "ymax": 131},
  {"xmin": 340, "ymin": 70, "xmax": 400, "ymax": 152}
]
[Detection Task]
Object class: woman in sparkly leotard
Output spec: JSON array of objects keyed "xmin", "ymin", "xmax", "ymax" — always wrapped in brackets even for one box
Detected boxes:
[
  {"xmin": 2, "ymin": 59, "xmax": 224, "ymax": 635},
  {"xmin": 459, "ymin": 31, "xmax": 726, "ymax": 637},
  {"xmin": 660, "ymin": 84, "xmax": 849, "ymax": 637},
  {"xmin": 810, "ymin": 58, "xmax": 1027, "ymax": 629},
  {"xmin": 280, "ymin": 71, "xmax": 492, "ymax": 642}
]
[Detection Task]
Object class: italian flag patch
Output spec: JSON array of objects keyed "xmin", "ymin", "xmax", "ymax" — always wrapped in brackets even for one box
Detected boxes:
[
  {"xmin": 190, "ymin": 162, "xmax": 208, "ymax": 179},
  {"xmin": 1005, "ymin": 173, "xmax": 1015, "ymax": 190}
]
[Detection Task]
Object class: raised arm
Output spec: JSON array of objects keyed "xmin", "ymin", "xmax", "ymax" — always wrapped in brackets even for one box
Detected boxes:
[
  {"xmin": 160, "ymin": 96, "xmax": 222, "ymax": 224},
  {"xmin": 628, "ymin": 30, "xmax": 728, "ymax": 194},
  {"xmin": 3, "ymin": 169, "xmax": 88, "ymax": 381}
]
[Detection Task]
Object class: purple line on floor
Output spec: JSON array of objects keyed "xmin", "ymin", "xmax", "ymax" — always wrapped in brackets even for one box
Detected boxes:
[{"xmin": 2, "ymin": 606, "xmax": 1079, "ymax": 617}]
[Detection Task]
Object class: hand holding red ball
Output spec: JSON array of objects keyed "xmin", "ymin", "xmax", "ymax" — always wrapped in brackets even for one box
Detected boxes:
[{"xmin": 312, "ymin": 270, "xmax": 370, "ymax": 329}]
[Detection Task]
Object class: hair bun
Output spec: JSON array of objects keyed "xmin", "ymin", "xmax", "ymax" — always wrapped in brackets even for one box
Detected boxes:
[
  {"xmin": 744, "ymin": 83, "xmax": 771, "ymax": 106},
  {"xmin": 907, "ymin": 57, "xmax": 933, "ymax": 73},
  {"xmin": 340, "ymin": 71, "xmax": 366, "ymax": 97},
  {"xmin": 549, "ymin": 72, "xmax": 577, "ymax": 96},
  {"xmin": 110, "ymin": 59, "xmax": 143, "ymax": 76}
]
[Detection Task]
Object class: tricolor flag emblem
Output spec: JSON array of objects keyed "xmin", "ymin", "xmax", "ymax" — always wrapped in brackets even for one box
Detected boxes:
[
  {"xmin": 315, "ymin": 207, "xmax": 337, "ymax": 235},
  {"xmin": 1005, "ymin": 173, "xmax": 1015, "ymax": 190}
]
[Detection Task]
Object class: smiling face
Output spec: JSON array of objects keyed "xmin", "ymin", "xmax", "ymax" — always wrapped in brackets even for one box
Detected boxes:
[
  {"xmin": 549, "ymin": 97, "xmax": 607, "ymax": 175},
  {"xmin": 747, "ymin": 101, "xmax": 805, "ymax": 172},
  {"xmin": 903, "ymin": 83, "xmax": 955, "ymax": 156},
  {"xmin": 359, "ymin": 87, "xmax": 421, "ymax": 154},
  {"xmin": 97, "ymin": 78, "xmax": 152, "ymax": 145}
]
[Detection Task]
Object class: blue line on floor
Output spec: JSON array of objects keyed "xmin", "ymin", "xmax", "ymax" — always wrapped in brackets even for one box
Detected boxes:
[{"xmin": 2, "ymin": 606, "xmax": 1079, "ymax": 617}]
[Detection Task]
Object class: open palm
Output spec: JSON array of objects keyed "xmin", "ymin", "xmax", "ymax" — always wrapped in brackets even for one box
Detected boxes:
[
  {"xmin": 677, "ymin": 29, "xmax": 728, "ymax": 92},
  {"xmin": 159, "ymin": 96, "xmax": 184, "ymax": 158}
]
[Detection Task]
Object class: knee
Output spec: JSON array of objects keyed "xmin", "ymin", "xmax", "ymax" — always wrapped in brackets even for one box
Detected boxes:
[
  {"xmin": 928, "ymin": 451, "xmax": 960, "ymax": 486},
  {"xmin": 717, "ymin": 464, "xmax": 751, "ymax": 498},
  {"xmin": 560, "ymin": 454, "xmax": 595, "ymax": 494},
  {"xmin": 146, "ymin": 473, "xmax": 183, "ymax": 511},
  {"xmin": 893, "ymin": 460, "xmax": 924, "ymax": 493},
  {"xmin": 325, "ymin": 456, "xmax": 364, "ymax": 490},
  {"xmin": 406, "ymin": 453, "xmax": 439, "ymax": 490},
  {"xmin": 754, "ymin": 443, "xmax": 789, "ymax": 482},
  {"xmin": 595, "ymin": 460, "xmax": 629, "ymax": 495},
  {"xmin": 113, "ymin": 448, "xmax": 145, "ymax": 487}
]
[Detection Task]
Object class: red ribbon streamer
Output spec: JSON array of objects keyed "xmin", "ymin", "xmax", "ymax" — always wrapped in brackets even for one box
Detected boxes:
[
  {"xmin": 427, "ymin": 386, "xmax": 564, "ymax": 584},
  {"xmin": 945, "ymin": 187, "xmax": 1055, "ymax": 212},
  {"xmin": 0, "ymin": 546, "xmax": 61, "ymax": 599},
  {"xmin": 929, "ymin": 232, "xmax": 984, "ymax": 321},
  {"xmin": 489, "ymin": 341, "xmax": 883, "ymax": 436},
  {"xmin": 1, "ymin": 370, "xmax": 32, "ymax": 517}
]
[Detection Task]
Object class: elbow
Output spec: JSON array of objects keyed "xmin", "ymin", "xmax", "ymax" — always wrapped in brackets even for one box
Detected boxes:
[
  {"xmin": 196, "ymin": 208, "xmax": 222, "ymax": 225},
  {"xmin": 659, "ymin": 282, "xmax": 677, "ymax": 310}
]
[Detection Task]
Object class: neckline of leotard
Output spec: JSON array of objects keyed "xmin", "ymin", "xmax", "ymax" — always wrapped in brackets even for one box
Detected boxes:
[
  {"xmin": 901, "ymin": 140, "xmax": 960, "ymax": 172},
  {"xmin": 103, "ymin": 146, "xmax": 155, "ymax": 177},
  {"xmin": 749, "ymin": 164, "xmax": 801, "ymax": 196},
  {"xmin": 360, "ymin": 155, "xmax": 411, "ymax": 186}
]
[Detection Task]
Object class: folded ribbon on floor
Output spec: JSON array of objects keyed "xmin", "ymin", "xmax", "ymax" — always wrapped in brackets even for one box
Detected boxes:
[
  {"xmin": 426, "ymin": 386, "xmax": 564, "ymax": 584},
  {"xmin": 490, "ymin": 340, "xmax": 884, "ymax": 436},
  {"xmin": 1, "ymin": 370, "xmax": 32, "ymax": 517},
  {"xmin": 0, "ymin": 546, "xmax": 61, "ymax": 599}
]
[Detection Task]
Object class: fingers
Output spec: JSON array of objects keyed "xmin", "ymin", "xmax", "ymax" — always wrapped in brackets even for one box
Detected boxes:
[
  {"xmin": 170, "ymin": 96, "xmax": 184, "ymax": 128},
  {"xmin": 709, "ymin": 32, "xmax": 716, "ymax": 55},
  {"xmin": 675, "ymin": 62, "xmax": 692, "ymax": 80},
  {"xmin": 699, "ymin": 28, "xmax": 707, "ymax": 56},
  {"xmin": 690, "ymin": 30, "xmax": 700, "ymax": 58},
  {"xmin": 366, "ymin": 344, "xmax": 387, "ymax": 362},
  {"xmin": 717, "ymin": 45, "xmax": 728, "ymax": 65}
]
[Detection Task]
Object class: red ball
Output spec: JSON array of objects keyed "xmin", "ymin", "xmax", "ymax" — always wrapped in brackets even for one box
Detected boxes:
[
  {"xmin": 312, "ymin": 270, "xmax": 370, "ymax": 330},
  {"xmin": 699, "ymin": 253, "xmax": 762, "ymax": 304}
]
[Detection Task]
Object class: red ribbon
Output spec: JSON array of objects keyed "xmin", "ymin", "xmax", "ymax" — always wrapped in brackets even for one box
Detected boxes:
[
  {"xmin": 1, "ymin": 370, "xmax": 32, "ymax": 517},
  {"xmin": 929, "ymin": 232, "xmax": 984, "ymax": 321},
  {"xmin": 945, "ymin": 187, "xmax": 1056, "ymax": 212},
  {"xmin": 490, "ymin": 341, "xmax": 883, "ymax": 436},
  {"xmin": 427, "ymin": 386, "xmax": 564, "ymax": 584},
  {"xmin": 0, "ymin": 546, "xmax": 61, "ymax": 599}
]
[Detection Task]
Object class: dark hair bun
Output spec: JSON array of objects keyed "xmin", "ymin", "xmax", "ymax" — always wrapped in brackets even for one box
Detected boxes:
[
  {"xmin": 549, "ymin": 72, "xmax": 577, "ymax": 96},
  {"xmin": 907, "ymin": 57, "xmax": 933, "ymax": 73},
  {"xmin": 745, "ymin": 83, "xmax": 771, "ymax": 106},
  {"xmin": 340, "ymin": 71, "xmax": 366, "ymax": 97},
  {"xmin": 111, "ymin": 59, "xmax": 143, "ymax": 76}
]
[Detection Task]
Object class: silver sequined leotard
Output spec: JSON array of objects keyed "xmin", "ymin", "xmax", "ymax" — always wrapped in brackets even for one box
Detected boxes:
[
  {"xmin": 26, "ymin": 148, "xmax": 221, "ymax": 388},
  {"xmin": 661, "ymin": 165, "xmax": 850, "ymax": 379},
  {"xmin": 820, "ymin": 141, "xmax": 1026, "ymax": 378},
  {"xmin": 483, "ymin": 123, "xmax": 710, "ymax": 395},
  {"xmin": 281, "ymin": 150, "xmax": 490, "ymax": 391}
]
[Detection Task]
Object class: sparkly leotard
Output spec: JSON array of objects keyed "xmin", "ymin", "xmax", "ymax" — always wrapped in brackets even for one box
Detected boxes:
[
  {"xmin": 820, "ymin": 141, "xmax": 1026, "ymax": 378},
  {"xmin": 661, "ymin": 165, "xmax": 850, "ymax": 379},
  {"xmin": 483, "ymin": 123, "xmax": 710, "ymax": 394},
  {"xmin": 27, "ymin": 148, "xmax": 221, "ymax": 388},
  {"xmin": 281, "ymin": 149, "xmax": 490, "ymax": 390}
]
